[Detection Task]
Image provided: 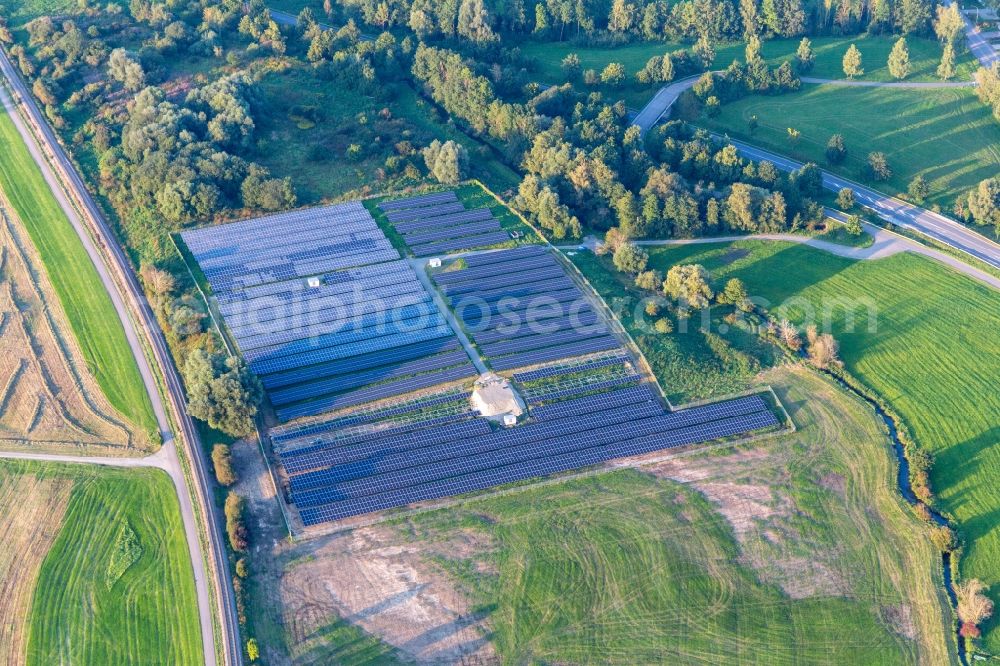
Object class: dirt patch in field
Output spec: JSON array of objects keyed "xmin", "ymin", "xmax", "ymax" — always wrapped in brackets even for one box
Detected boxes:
[
  {"xmin": 278, "ymin": 525, "xmax": 496, "ymax": 664},
  {"xmin": 646, "ymin": 444, "xmax": 850, "ymax": 599},
  {"xmin": 0, "ymin": 469, "xmax": 73, "ymax": 666},
  {"xmin": 0, "ymin": 198, "xmax": 139, "ymax": 453}
]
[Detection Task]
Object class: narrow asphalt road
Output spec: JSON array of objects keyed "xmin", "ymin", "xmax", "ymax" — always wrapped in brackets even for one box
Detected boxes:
[
  {"xmin": 727, "ymin": 139, "xmax": 1000, "ymax": 271},
  {"xmin": 953, "ymin": 0, "xmax": 999, "ymax": 68},
  {"xmin": 0, "ymin": 48, "xmax": 240, "ymax": 666}
]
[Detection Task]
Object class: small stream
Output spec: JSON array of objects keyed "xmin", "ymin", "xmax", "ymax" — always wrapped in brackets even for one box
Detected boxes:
[{"xmin": 823, "ymin": 370, "xmax": 967, "ymax": 665}]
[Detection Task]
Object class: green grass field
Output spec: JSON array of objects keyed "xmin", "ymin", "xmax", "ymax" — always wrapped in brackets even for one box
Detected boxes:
[
  {"xmin": 0, "ymin": 460, "xmax": 203, "ymax": 665},
  {"xmin": 698, "ymin": 83, "xmax": 1000, "ymax": 210},
  {"xmin": 390, "ymin": 366, "xmax": 952, "ymax": 663},
  {"xmin": 636, "ymin": 239, "xmax": 1000, "ymax": 650},
  {"xmin": 0, "ymin": 103, "xmax": 157, "ymax": 436}
]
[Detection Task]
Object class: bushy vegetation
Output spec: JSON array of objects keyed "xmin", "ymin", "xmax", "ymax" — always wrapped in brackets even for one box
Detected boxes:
[{"xmin": 104, "ymin": 520, "xmax": 142, "ymax": 590}]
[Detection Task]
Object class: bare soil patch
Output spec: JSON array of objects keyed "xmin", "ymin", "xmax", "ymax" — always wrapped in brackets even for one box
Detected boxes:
[
  {"xmin": 0, "ymin": 469, "xmax": 73, "ymax": 666},
  {"xmin": 277, "ymin": 525, "xmax": 496, "ymax": 664},
  {"xmin": 0, "ymin": 200, "xmax": 139, "ymax": 453}
]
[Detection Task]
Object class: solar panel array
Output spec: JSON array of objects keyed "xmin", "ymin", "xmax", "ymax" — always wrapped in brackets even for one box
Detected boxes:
[
  {"xmin": 378, "ymin": 191, "xmax": 514, "ymax": 257},
  {"xmin": 275, "ymin": 380, "xmax": 780, "ymax": 525},
  {"xmin": 180, "ymin": 202, "xmax": 477, "ymax": 422},
  {"xmin": 431, "ymin": 246, "xmax": 624, "ymax": 372}
]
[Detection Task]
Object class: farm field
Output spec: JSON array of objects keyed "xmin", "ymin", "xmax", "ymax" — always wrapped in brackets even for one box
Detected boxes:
[
  {"xmin": 0, "ymin": 194, "xmax": 140, "ymax": 452},
  {"xmin": 697, "ymin": 83, "xmax": 1000, "ymax": 210},
  {"xmin": 0, "ymin": 459, "xmax": 202, "ymax": 666},
  {"xmin": 0, "ymin": 104, "xmax": 156, "ymax": 437},
  {"xmin": 638, "ymin": 239, "xmax": 1000, "ymax": 650},
  {"xmin": 244, "ymin": 365, "xmax": 952, "ymax": 663}
]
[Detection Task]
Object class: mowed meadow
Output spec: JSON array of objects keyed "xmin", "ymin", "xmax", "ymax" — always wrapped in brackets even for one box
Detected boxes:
[
  {"xmin": 0, "ymin": 460, "xmax": 202, "ymax": 666},
  {"xmin": 641, "ymin": 240, "xmax": 1000, "ymax": 650}
]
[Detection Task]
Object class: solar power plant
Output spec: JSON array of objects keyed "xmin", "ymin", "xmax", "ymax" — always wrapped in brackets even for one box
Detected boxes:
[
  {"xmin": 275, "ymin": 380, "xmax": 780, "ymax": 525},
  {"xmin": 429, "ymin": 247, "xmax": 626, "ymax": 371},
  {"xmin": 180, "ymin": 202, "xmax": 478, "ymax": 422}
]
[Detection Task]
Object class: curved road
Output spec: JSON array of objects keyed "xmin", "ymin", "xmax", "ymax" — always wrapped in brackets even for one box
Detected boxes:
[
  {"xmin": 0, "ymin": 49, "xmax": 242, "ymax": 666},
  {"xmin": 630, "ymin": 69, "xmax": 1000, "ymax": 271}
]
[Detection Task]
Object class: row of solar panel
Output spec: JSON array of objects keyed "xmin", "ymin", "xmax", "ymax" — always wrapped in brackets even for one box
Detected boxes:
[
  {"xmin": 296, "ymin": 407, "xmax": 779, "ymax": 523},
  {"xmin": 279, "ymin": 409, "xmax": 479, "ymax": 464},
  {"xmin": 378, "ymin": 190, "xmax": 458, "ymax": 212},
  {"xmin": 394, "ymin": 209, "xmax": 493, "ymax": 234},
  {"xmin": 183, "ymin": 201, "xmax": 370, "ymax": 249},
  {"xmin": 223, "ymin": 280, "xmax": 427, "ymax": 333},
  {"xmin": 261, "ymin": 337, "xmax": 462, "ymax": 390},
  {"xmin": 513, "ymin": 353, "xmax": 632, "ymax": 383},
  {"xmin": 251, "ymin": 325, "xmax": 455, "ymax": 377},
  {"xmin": 461, "ymin": 292, "xmax": 588, "ymax": 331},
  {"xmin": 473, "ymin": 309, "xmax": 600, "ymax": 345},
  {"xmin": 283, "ymin": 383, "xmax": 652, "ymax": 471},
  {"xmin": 237, "ymin": 293, "xmax": 440, "ymax": 355},
  {"xmin": 489, "ymin": 336, "xmax": 622, "ymax": 371},
  {"xmin": 216, "ymin": 260, "xmax": 413, "ymax": 307},
  {"xmin": 434, "ymin": 252, "xmax": 553, "ymax": 287},
  {"xmin": 530, "ymin": 384, "xmax": 658, "ymax": 421},
  {"xmin": 289, "ymin": 400, "xmax": 665, "ymax": 494},
  {"xmin": 441, "ymin": 263, "xmax": 566, "ymax": 297},
  {"xmin": 410, "ymin": 231, "xmax": 513, "ymax": 257},
  {"xmin": 271, "ymin": 388, "xmax": 469, "ymax": 446},
  {"xmin": 200, "ymin": 236, "xmax": 394, "ymax": 283},
  {"xmin": 404, "ymin": 219, "xmax": 501, "ymax": 246},
  {"xmin": 208, "ymin": 248, "xmax": 402, "ymax": 295},
  {"xmin": 276, "ymin": 363, "xmax": 476, "ymax": 421},
  {"xmin": 269, "ymin": 348, "xmax": 472, "ymax": 407},
  {"xmin": 244, "ymin": 312, "xmax": 448, "ymax": 366},
  {"xmin": 192, "ymin": 220, "xmax": 382, "ymax": 270},
  {"xmin": 526, "ymin": 374, "xmax": 643, "ymax": 406},
  {"xmin": 282, "ymin": 417, "xmax": 492, "ymax": 475},
  {"xmin": 385, "ymin": 201, "xmax": 466, "ymax": 223}
]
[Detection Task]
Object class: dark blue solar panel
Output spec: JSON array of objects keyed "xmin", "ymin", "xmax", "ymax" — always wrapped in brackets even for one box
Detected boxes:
[
  {"xmin": 440, "ymin": 265, "xmax": 565, "ymax": 297},
  {"xmin": 385, "ymin": 201, "xmax": 466, "ymax": 223},
  {"xmin": 251, "ymin": 326, "xmax": 454, "ymax": 376},
  {"xmin": 284, "ymin": 418, "xmax": 494, "ymax": 476},
  {"xmin": 378, "ymin": 190, "xmax": 458, "ymax": 211},
  {"xmin": 269, "ymin": 349, "xmax": 472, "ymax": 407},
  {"xmin": 450, "ymin": 278, "xmax": 576, "ymax": 307},
  {"xmin": 242, "ymin": 312, "xmax": 447, "ymax": 363},
  {"xmin": 403, "ymin": 220, "xmax": 502, "ymax": 246},
  {"xmin": 526, "ymin": 375, "xmax": 642, "ymax": 404},
  {"xmin": 488, "ymin": 336, "xmax": 622, "ymax": 371},
  {"xmin": 261, "ymin": 338, "xmax": 462, "ymax": 389},
  {"xmin": 529, "ymin": 385, "xmax": 658, "ymax": 421},
  {"xmin": 434, "ymin": 255, "xmax": 558, "ymax": 288},
  {"xmin": 281, "ymin": 415, "xmax": 488, "ymax": 473},
  {"xmin": 411, "ymin": 231, "xmax": 513, "ymax": 257},
  {"xmin": 480, "ymin": 327, "xmax": 608, "ymax": 359},
  {"xmin": 475, "ymin": 311, "xmax": 600, "ymax": 345},
  {"xmin": 460, "ymin": 289, "xmax": 586, "ymax": 327},
  {"xmin": 514, "ymin": 353, "xmax": 632, "ymax": 383},
  {"xmin": 271, "ymin": 391, "xmax": 469, "ymax": 445},
  {"xmin": 295, "ymin": 410, "xmax": 779, "ymax": 522},
  {"xmin": 461, "ymin": 245, "xmax": 546, "ymax": 268},
  {"xmin": 288, "ymin": 401, "xmax": 664, "ymax": 494},
  {"xmin": 395, "ymin": 209, "xmax": 494, "ymax": 234},
  {"xmin": 276, "ymin": 363, "xmax": 476, "ymax": 421}
]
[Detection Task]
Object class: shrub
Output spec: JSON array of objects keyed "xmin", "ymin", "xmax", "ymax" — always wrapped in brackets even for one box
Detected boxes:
[
  {"xmin": 930, "ymin": 525, "xmax": 958, "ymax": 552},
  {"xmin": 866, "ymin": 152, "xmax": 892, "ymax": 182},
  {"xmin": 634, "ymin": 269, "xmax": 662, "ymax": 291},
  {"xmin": 836, "ymin": 187, "xmax": 854, "ymax": 210},
  {"xmin": 225, "ymin": 491, "xmax": 248, "ymax": 552},
  {"xmin": 612, "ymin": 243, "xmax": 649, "ymax": 274},
  {"xmin": 805, "ymin": 325, "xmax": 841, "ymax": 368},
  {"xmin": 825, "ymin": 134, "xmax": 846, "ymax": 164},
  {"xmin": 212, "ymin": 444, "xmax": 237, "ymax": 486},
  {"xmin": 845, "ymin": 215, "xmax": 863, "ymax": 236},
  {"xmin": 247, "ymin": 638, "xmax": 260, "ymax": 661},
  {"xmin": 654, "ymin": 318, "xmax": 674, "ymax": 333},
  {"xmin": 235, "ymin": 558, "xmax": 249, "ymax": 578}
]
